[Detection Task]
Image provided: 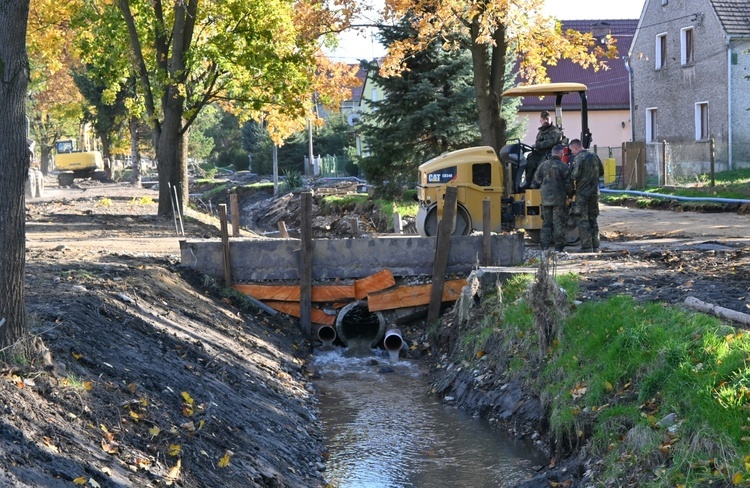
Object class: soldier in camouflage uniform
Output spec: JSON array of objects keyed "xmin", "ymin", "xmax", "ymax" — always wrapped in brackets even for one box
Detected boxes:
[
  {"xmin": 530, "ymin": 144, "xmax": 573, "ymax": 251},
  {"xmin": 525, "ymin": 111, "xmax": 563, "ymax": 187},
  {"xmin": 569, "ymin": 139, "xmax": 605, "ymax": 253}
]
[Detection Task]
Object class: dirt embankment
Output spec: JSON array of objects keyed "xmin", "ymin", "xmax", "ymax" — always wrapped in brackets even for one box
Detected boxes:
[
  {"xmin": 6, "ymin": 180, "xmax": 328, "ymax": 487},
  {"xmin": 6, "ymin": 177, "xmax": 750, "ymax": 487}
]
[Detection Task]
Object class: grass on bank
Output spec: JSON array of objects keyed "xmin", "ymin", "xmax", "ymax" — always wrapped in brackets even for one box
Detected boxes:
[{"xmin": 452, "ymin": 273, "xmax": 750, "ymax": 487}]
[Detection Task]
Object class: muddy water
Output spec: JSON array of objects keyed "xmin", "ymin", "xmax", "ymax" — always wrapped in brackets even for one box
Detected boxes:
[{"xmin": 313, "ymin": 347, "xmax": 547, "ymax": 488}]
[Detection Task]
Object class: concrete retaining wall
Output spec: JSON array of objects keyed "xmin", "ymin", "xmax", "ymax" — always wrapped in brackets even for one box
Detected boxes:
[{"xmin": 180, "ymin": 233, "xmax": 525, "ymax": 281}]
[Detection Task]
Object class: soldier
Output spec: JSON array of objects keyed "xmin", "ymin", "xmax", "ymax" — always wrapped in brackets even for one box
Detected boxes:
[
  {"xmin": 569, "ymin": 139, "xmax": 605, "ymax": 253},
  {"xmin": 525, "ymin": 110, "xmax": 563, "ymax": 186},
  {"xmin": 530, "ymin": 144, "xmax": 573, "ymax": 252}
]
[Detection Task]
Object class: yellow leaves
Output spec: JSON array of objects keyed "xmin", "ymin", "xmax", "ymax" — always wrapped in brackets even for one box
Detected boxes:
[
  {"xmin": 71, "ymin": 350, "xmax": 83, "ymax": 360},
  {"xmin": 570, "ymin": 382, "xmax": 587, "ymax": 400},
  {"xmin": 218, "ymin": 450, "xmax": 233, "ymax": 468},
  {"xmin": 181, "ymin": 391, "xmax": 195, "ymax": 417},
  {"xmin": 97, "ymin": 198, "xmax": 113, "ymax": 207},
  {"xmin": 732, "ymin": 472, "xmax": 744, "ymax": 485},
  {"xmin": 167, "ymin": 459, "xmax": 181, "ymax": 482},
  {"xmin": 73, "ymin": 478, "xmax": 88, "ymax": 485},
  {"xmin": 149, "ymin": 426, "xmax": 161, "ymax": 437},
  {"xmin": 604, "ymin": 380, "xmax": 613, "ymax": 392},
  {"xmin": 168, "ymin": 444, "xmax": 182, "ymax": 457}
]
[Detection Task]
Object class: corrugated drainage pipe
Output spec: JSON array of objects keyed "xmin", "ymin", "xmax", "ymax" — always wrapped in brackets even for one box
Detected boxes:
[
  {"xmin": 317, "ymin": 325, "xmax": 337, "ymax": 347},
  {"xmin": 600, "ymin": 187, "xmax": 750, "ymax": 205},
  {"xmin": 335, "ymin": 300, "xmax": 386, "ymax": 348}
]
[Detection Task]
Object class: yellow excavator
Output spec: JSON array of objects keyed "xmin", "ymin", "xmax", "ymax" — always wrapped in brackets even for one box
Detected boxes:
[
  {"xmin": 54, "ymin": 134, "xmax": 107, "ymax": 187},
  {"xmin": 415, "ymin": 82, "xmax": 590, "ymax": 243}
]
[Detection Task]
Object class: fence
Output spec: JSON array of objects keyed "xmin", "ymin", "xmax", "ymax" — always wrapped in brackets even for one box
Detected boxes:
[
  {"xmin": 306, "ymin": 154, "xmax": 353, "ymax": 178},
  {"xmin": 591, "ymin": 139, "xmax": 748, "ymax": 189}
]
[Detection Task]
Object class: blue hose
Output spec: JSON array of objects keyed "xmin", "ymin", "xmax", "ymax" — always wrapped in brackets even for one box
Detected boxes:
[{"xmin": 600, "ymin": 187, "xmax": 750, "ymax": 205}]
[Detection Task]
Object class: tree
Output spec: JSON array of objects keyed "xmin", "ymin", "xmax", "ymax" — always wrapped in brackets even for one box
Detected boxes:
[
  {"xmin": 382, "ymin": 0, "xmax": 616, "ymax": 153},
  {"xmin": 68, "ymin": 0, "xmax": 361, "ymax": 217},
  {"xmin": 0, "ymin": 0, "xmax": 32, "ymax": 352},
  {"xmin": 357, "ymin": 20, "xmax": 483, "ymax": 190}
]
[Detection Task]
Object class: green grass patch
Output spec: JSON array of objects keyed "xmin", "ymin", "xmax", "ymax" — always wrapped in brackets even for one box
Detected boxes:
[
  {"xmin": 538, "ymin": 295, "xmax": 750, "ymax": 486},
  {"xmin": 450, "ymin": 269, "xmax": 750, "ymax": 485}
]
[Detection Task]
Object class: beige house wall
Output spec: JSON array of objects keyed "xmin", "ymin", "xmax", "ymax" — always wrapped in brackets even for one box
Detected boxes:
[{"xmin": 516, "ymin": 109, "xmax": 632, "ymax": 151}]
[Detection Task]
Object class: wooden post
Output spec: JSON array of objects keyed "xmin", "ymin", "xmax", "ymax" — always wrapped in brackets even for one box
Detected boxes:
[
  {"xmin": 709, "ymin": 138, "xmax": 715, "ymax": 187},
  {"xmin": 482, "ymin": 199, "xmax": 491, "ymax": 266},
  {"xmin": 347, "ymin": 217, "xmax": 360, "ymax": 238},
  {"xmin": 661, "ymin": 140, "xmax": 667, "ymax": 187},
  {"xmin": 219, "ymin": 204, "xmax": 232, "ymax": 288},
  {"xmin": 427, "ymin": 186, "xmax": 457, "ymax": 324},
  {"xmin": 230, "ymin": 194, "xmax": 240, "ymax": 237},
  {"xmin": 299, "ymin": 192, "xmax": 313, "ymax": 336},
  {"xmin": 393, "ymin": 212, "xmax": 403, "ymax": 234},
  {"xmin": 277, "ymin": 221, "xmax": 289, "ymax": 238}
]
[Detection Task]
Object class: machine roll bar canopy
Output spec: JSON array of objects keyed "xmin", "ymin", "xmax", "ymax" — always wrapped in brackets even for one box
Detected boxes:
[{"xmin": 501, "ymin": 82, "xmax": 592, "ymax": 149}]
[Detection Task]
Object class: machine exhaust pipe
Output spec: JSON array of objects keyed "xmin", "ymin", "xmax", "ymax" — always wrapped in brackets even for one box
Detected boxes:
[
  {"xmin": 383, "ymin": 328, "xmax": 404, "ymax": 362},
  {"xmin": 317, "ymin": 324, "xmax": 337, "ymax": 348}
]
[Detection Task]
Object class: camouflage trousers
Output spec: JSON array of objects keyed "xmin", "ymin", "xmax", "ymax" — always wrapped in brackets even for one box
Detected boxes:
[
  {"xmin": 540, "ymin": 204, "xmax": 567, "ymax": 250},
  {"xmin": 573, "ymin": 196, "xmax": 600, "ymax": 249}
]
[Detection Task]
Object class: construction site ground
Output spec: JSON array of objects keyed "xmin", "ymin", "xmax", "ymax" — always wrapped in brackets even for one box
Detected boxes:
[{"xmin": 3, "ymin": 176, "xmax": 749, "ymax": 487}]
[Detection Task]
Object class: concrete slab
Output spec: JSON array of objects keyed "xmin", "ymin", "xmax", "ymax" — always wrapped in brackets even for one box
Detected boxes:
[{"xmin": 180, "ymin": 233, "xmax": 525, "ymax": 281}]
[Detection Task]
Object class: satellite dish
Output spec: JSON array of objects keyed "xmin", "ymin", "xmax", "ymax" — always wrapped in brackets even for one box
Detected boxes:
[{"xmin": 347, "ymin": 113, "xmax": 361, "ymax": 126}]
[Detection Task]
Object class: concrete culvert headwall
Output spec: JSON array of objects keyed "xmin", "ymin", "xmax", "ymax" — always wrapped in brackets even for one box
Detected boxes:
[{"xmin": 335, "ymin": 301, "xmax": 386, "ymax": 348}]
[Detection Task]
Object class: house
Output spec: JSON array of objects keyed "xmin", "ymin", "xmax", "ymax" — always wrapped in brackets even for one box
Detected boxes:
[
  {"xmin": 517, "ymin": 19, "xmax": 638, "ymax": 155},
  {"xmin": 628, "ymin": 0, "xmax": 750, "ymax": 175},
  {"xmin": 339, "ymin": 59, "xmax": 383, "ymax": 157}
]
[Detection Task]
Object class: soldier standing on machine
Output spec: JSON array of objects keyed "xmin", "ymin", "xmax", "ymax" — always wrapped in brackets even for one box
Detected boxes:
[{"xmin": 525, "ymin": 110, "xmax": 563, "ymax": 186}]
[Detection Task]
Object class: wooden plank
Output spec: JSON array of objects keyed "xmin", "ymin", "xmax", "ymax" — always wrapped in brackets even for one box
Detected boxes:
[
  {"xmin": 299, "ymin": 192, "xmax": 313, "ymax": 335},
  {"xmin": 482, "ymin": 198, "xmax": 491, "ymax": 266},
  {"xmin": 367, "ymin": 279, "xmax": 466, "ymax": 312},
  {"xmin": 428, "ymin": 186, "xmax": 457, "ymax": 323},
  {"xmin": 263, "ymin": 301, "xmax": 336, "ymax": 325},
  {"xmin": 354, "ymin": 269, "xmax": 396, "ymax": 299},
  {"xmin": 230, "ymin": 193, "xmax": 240, "ymax": 237},
  {"xmin": 232, "ymin": 284, "xmax": 354, "ymax": 302},
  {"xmin": 219, "ymin": 204, "xmax": 232, "ymax": 287},
  {"xmin": 277, "ymin": 221, "xmax": 289, "ymax": 238}
]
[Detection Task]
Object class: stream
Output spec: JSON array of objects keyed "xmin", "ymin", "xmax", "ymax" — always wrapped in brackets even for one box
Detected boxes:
[{"xmin": 313, "ymin": 346, "xmax": 547, "ymax": 488}]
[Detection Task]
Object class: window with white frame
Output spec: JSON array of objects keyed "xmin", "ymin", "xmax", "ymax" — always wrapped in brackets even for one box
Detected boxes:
[
  {"xmin": 695, "ymin": 102, "xmax": 709, "ymax": 140},
  {"xmin": 655, "ymin": 33, "xmax": 667, "ymax": 69},
  {"xmin": 646, "ymin": 108, "xmax": 658, "ymax": 143},
  {"xmin": 681, "ymin": 27, "xmax": 694, "ymax": 65}
]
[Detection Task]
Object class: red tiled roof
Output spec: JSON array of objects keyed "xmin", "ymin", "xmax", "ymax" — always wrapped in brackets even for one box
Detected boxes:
[{"xmin": 518, "ymin": 19, "xmax": 638, "ymax": 112}]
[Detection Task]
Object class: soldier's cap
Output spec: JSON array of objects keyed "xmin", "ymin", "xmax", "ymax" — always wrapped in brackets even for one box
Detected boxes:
[{"xmin": 540, "ymin": 110, "xmax": 551, "ymax": 119}]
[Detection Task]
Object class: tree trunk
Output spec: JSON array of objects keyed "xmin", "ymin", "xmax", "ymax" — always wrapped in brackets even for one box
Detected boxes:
[
  {"xmin": 129, "ymin": 117, "xmax": 142, "ymax": 187},
  {"xmin": 470, "ymin": 20, "xmax": 509, "ymax": 153},
  {"xmin": 156, "ymin": 88, "xmax": 188, "ymax": 217},
  {"xmin": 0, "ymin": 0, "xmax": 31, "ymax": 353}
]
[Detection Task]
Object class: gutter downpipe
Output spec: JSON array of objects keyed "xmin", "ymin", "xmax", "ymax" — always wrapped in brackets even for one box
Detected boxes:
[
  {"xmin": 317, "ymin": 324, "xmax": 337, "ymax": 348},
  {"xmin": 624, "ymin": 55, "xmax": 636, "ymax": 142},
  {"xmin": 383, "ymin": 328, "xmax": 404, "ymax": 362},
  {"xmin": 727, "ymin": 34, "xmax": 733, "ymax": 171}
]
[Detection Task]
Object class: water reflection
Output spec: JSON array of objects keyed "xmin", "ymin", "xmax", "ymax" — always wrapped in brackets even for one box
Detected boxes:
[{"xmin": 314, "ymin": 346, "xmax": 546, "ymax": 488}]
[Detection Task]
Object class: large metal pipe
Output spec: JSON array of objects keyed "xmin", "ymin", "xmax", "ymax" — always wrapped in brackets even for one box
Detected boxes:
[{"xmin": 317, "ymin": 324, "xmax": 337, "ymax": 348}]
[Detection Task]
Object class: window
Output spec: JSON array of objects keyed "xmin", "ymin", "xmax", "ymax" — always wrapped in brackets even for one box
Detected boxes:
[
  {"xmin": 646, "ymin": 108, "xmax": 658, "ymax": 143},
  {"xmin": 655, "ymin": 33, "xmax": 667, "ymax": 69},
  {"xmin": 681, "ymin": 27, "xmax": 694, "ymax": 65},
  {"xmin": 695, "ymin": 102, "xmax": 709, "ymax": 140},
  {"xmin": 472, "ymin": 163, "xmax": 492, "ymax": 187}
]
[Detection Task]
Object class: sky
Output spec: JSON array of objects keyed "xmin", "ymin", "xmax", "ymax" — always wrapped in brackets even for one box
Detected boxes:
[{"xmin": 325, "ymin": 0, "xmax": 646, "ymax": 63}]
